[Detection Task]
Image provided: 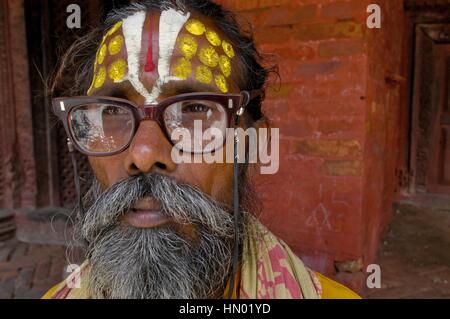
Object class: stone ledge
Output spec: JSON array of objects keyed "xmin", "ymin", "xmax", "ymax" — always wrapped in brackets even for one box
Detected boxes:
[
  {"xmin": 14, "ymin": 208, "xmax": 76, "ymax": 246},
  {"xmin": 0, "ymin": 210, "xmax": 16, "ymax": 242}
]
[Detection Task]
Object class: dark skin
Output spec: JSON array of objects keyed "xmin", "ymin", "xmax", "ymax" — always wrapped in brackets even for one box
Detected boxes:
[{"xmin": 87, "ymin": 11, "xmax": 266, "ymax": 236}]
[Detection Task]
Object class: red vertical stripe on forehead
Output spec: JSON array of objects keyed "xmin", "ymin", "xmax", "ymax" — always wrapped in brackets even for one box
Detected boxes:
[{"xmin": 144, "ymin": 19, "xmax": 155, "ymax": 72}]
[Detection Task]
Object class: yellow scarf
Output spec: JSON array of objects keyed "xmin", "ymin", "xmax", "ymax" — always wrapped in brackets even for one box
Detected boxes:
[{"xmin": 46, "ymin": 217, "xmax": 322, "ymax": 299}]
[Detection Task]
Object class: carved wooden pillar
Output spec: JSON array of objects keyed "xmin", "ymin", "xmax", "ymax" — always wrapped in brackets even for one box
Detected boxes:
[
  {"xmin": 0, "ymin": 0, "xmax": 37, "ymax": 210},
  {"xmin": 0, "ymin": 0, "xmax": 37, "ymax": 240},
  {"xmin": 0, "ymin": 0, "xmax": 16, "ymax": 211}
]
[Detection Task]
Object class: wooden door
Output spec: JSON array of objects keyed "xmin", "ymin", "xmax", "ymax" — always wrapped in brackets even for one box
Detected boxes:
[
  {"xmin": 428, "ymin": 46, "xmax": 450, "ymax": 193},
  {"xmin": 410, "ymin": 24, "xmax": 450, "ymax": 195},
  {"xmin": 25, "ymin": 0, "xmax": 130, "ymax": 208}
]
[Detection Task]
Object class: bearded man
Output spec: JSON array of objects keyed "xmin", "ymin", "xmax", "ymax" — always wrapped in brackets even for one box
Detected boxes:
[{"xmin": 43, "ymin": 0, "xmax": 359, "ymax": 299}]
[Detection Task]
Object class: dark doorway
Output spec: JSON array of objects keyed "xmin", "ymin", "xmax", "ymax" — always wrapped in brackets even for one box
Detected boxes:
[
  {"xmin": 429, "ymin": 45, "xmax": 450, "ymax": 194},
  {"xmin": 24, "ymin": 0, "xmax": 130, "ymax": 209},
  {"xmin": 410, "ymin": 23, "xmax": 450, "ymax": 195}
]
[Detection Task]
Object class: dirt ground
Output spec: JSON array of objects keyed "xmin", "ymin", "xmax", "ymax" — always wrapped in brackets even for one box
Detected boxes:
[
  {"xmin": 363, "ymin": 194, "xmax": 450, "ymax": 299},
  {"xmin": 1, "ymin": 194, "xmax": 449, "ymax": 299}
]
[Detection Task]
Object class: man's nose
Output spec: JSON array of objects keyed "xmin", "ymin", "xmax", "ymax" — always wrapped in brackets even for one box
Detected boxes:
[{"xmin": 124, "ymin": 120, "xmax": 177, "ymax": 175}]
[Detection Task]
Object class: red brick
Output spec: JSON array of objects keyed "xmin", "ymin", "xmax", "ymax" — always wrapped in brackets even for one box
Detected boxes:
[
  {"xmin": 318, "ymin": 118, "xmax": 363, "ymax": 135},
  {"xmin": 0, "ymin": 270, "xmax": 19, "ymax": 281},
  {"xmin": 269, "ymin": 100, "xmax": 363, "ymax": 118},
  {"xmin": 321, "ymin": 160, "xmax": 363, "ymax": 176},
  {"xmin": 265, "ymin": 83, "xmax": 296, "ymax": 99},
  {"xmin": 258, "ymin": 0, "xmax": 291, "ymax": 9},
  {"xmin": 14, "ymin": 267, "xmax": 33, "ymax": 295},
  {"xmin": 321, "ymin": 1, "xmax": 369, "ymax": 20},
  {"xmin": 216, "ymin": 0, "xmax": 291, "ymax": 12},
  {"xmin": 254, "ymin": 26, "xmax": 295, "ymax": 45},
  {"xmin": 0, "ymin": 246, "xmax": 13, "ymax": 262},
  {"xmin": 294, "ymin": 21, "xmax": 365, "ymax": 41},
  {"xmin": 244, "ymin": 4, "xmax": 317, "ymax": 27},
  {"xmin": 293, "ymin": 139, "xmax": 362, "ymax": 157},
  {"xmin": 0, "ymin": 240, "xmax": 70, "ymax": 299},
  {"xmin": 260, "ymin": 43, "xmax": 316, "ymax": 61},
  {"xmin": 10, "ymin": 242, "xmax": 27, "ymax": 260},
  {"xmin": 49, "ymin": 258, "xmax": 65, "ymax": 278},
  {"xmin": 283, "ymin": 118, "xmax": 315, "ymax": 138},
  {"xmin": 33, "ymin": 259, "xmax": 52, "ymax": 284},
  {"xmin": 295, "ymin": 60, "xmax": 343, "ymax": 77},
  {"xmin": 277, "ymin": 54, "xmax": 367, "ymax": 84},
  {"xmin": 318, "ymin": 40, "xmax": 365, "ymax": 57},
  {"xmin": 0, "ymin": 277, "xmax": 14, "ymax": 299}
]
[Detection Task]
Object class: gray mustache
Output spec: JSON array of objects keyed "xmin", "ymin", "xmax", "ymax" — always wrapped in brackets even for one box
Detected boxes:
[{"xmin": 80, "ymin": 173, "xmax": 235, "ymax": 242}]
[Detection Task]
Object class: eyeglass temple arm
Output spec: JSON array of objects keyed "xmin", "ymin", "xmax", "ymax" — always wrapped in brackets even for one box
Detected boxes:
[
  {"xmin": 238, "ymin": 89, "xmax": 264, "ymax": 118},
  {"xmin": 241, "ymin": 89, "xmax": 264, "ymax": 108}
]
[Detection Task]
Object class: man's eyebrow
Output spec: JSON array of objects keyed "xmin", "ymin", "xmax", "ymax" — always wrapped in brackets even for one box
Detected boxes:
[{"xmin": 161, "ymin": 82, "xmax": 219, "ymax": 95}]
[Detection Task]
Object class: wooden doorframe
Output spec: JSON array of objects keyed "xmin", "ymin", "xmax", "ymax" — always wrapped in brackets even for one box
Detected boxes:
[{"xmin": 409, "ymin": 23, "xmax": 450, "ymax": 194}]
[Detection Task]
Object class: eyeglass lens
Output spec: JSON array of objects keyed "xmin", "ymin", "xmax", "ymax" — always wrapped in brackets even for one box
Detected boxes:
[{"xmin": 69, "ymin": 99, "xmax": 228, "ymax": 154}]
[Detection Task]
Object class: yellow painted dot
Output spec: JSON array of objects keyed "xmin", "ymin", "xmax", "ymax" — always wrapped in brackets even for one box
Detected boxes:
[
  {"xmin": 222, "ymin": 40, "xmax": 235, "ymax": 59},
  {"xmin": 173, "ymin": 57, "xmax": 192, "ymax": 79},
  {"xmin": 108, "ymin": 59, "xmax": 127, "ymax": 82},
  {"xmin": 108, "ymin": 35, "xmax": 124, "ymax": 56},
  {"xmin": 94, "ymin": 66, "xmax": 106, "ymax": 89},
  {"xmin": 215, "ymin": 73, "xmax": 228, "ymax": 93},
  {"xmin": 219, "ymin": 55, "xmax": 231, "ymax": 78},
  {"xmin": 107, "ymin": 21, "xmax": 123, "ymax": 36},
  {"xmin": 199, "ymin": 45, "xmax": 219, "ymax": 68},
  {"xmin": 205, "ymin": 29, "xmax": 221, "ymax": 46},
  {"xmin": 97, "ymin": 44, "xmax": 107, "ymax": 65},
  {"xmin": 195, "ymin": 65, "xmax": 213, "ymax": 84},
  {"xmin": 185, "ymin": 19, "xmax": 206, "ymax": 36},
  {"xmin": 178, "ymin": 35, "xmax": 198, "ymax": 60}
]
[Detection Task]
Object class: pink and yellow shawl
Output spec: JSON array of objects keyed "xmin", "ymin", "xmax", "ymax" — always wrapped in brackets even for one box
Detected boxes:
[{"xmin": 43, "ymin": 217, "xmax": 327, "ymax": 299}]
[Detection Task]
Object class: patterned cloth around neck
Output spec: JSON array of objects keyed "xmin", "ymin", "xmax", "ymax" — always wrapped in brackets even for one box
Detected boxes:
[{"xmin": 47, "ymin": 216, "xmax": 322, "ymax": 299}]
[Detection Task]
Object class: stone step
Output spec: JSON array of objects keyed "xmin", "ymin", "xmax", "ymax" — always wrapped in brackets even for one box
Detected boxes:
[{"xmin": 0, "ymin": 211, "xmax": 15, "ymax": 242}]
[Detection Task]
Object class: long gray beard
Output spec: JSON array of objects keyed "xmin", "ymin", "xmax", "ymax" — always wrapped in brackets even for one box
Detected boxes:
[{"xmin": 74, "ymin": 173, "xmax": 243, "ymax": 299}]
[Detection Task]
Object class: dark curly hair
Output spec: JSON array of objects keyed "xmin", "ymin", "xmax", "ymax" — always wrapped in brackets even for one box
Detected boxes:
[{"xmin": 50, "ymin": 0, "xmax": 277, "ymax": 122}]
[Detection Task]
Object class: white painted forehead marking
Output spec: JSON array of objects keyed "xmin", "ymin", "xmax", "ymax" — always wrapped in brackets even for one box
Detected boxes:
[
  {"xmin": 148, "ymin": 9, "xmax": 191, "ymax": 104},
  {"xmin": 121, "ymin": 9, "xmax": 190, "ymax": 105},
  {"xmin": 122, "ymin": 11, "xmax": 153, "ymax": 103}
]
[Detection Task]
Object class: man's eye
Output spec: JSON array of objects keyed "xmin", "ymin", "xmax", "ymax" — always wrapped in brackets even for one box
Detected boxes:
[
  {"xmin": 182, "ymin": 103, "xmax": 211, "ymax": 113},
  {"xmin": 103, "ymin": 106, "xmax": 127, "ymax": 116}
]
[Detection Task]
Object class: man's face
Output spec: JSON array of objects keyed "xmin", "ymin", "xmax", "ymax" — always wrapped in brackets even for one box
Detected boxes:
[
  {"xmin": 88, "ymin": 10, "xmax": 241, "ymax": 226},
  {"xmin": 76, "ymin": 9, "xmax": 247, "ymax": 298}
]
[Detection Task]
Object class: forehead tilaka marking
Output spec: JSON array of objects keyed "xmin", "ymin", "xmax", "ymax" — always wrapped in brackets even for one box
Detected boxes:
[
  {"xmin": 171, "ymin": 18, "xmax": 235, "ymax": 93},
  {"xmin": 88, "ymin": 10, "xmax": 237, "ymax": 101}
]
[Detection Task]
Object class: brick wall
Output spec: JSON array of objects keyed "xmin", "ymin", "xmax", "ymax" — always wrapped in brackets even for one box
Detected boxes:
[
  {"xmin": 216, "ymin": 0, "xmax": 406, "ymax": 291},
  {"xmin": 363, "ymin": 0, "xmax": 406, "ymax": 270}
]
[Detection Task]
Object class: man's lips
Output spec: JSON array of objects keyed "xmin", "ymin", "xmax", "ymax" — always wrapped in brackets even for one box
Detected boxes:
[{"xmin": 122, "ymin": 197, "xmax": 171, "ymax": 229}]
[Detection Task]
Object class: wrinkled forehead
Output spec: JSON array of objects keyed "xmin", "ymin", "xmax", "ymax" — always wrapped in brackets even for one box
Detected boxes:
[{"xmin": 88, "ymin": 9, "xmax": 240, "ymax": 103}]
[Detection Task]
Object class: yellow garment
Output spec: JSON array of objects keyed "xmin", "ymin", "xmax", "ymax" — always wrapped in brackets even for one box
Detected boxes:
[
  {"xmin": 42, "ymin": 217, "xmax": 360, "ymax": 299},
  {"xmin": 316, "ymin": 272, "xmax": 361, "ymax": 299},
  {"xmin": 42, "ymin": 272, "xmax": 360, "ymax": 299}
]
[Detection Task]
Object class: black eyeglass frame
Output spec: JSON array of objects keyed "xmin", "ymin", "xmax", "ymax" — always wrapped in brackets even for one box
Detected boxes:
[{"xmin": 52, "ymin": 90, "xmax": 262, "ymax": 156}]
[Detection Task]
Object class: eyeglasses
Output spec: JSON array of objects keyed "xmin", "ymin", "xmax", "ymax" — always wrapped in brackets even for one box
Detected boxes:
[{"xmin": 52, "ymin": 91, "xmax": 262, "ymax": 156}]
